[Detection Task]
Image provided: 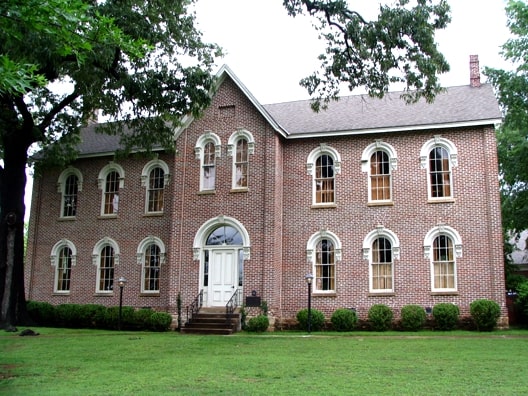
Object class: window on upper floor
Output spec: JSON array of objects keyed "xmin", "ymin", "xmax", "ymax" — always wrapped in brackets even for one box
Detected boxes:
[
  {"xmin": 137, "ymin": 237, "xmax": 166, "ymax": 293},
  {"xmin": 51, "ymin": 239, "xmax": 77, "ymax": 293},
  {"xmin": 92, "ymin": 238, "xmax": 120, "ymax": 293},
  {"xmin": 424, "ymin": 225, "xmax": 462, "ymax": 292},
  {"xmin": 361, "ymin": 141, "xmax": 397, "ymax": 204},
  {"xmin": 57, "ymin": 167, "xmax": 83, "ymax": 218},
  {"xmin": 420, "ymin": 137, "xmax": 457, "ymax": 201},
  {"xmin": 98, "ymin": 163, "xmax": 125, "ymax": 216},
  {"xmin": 306, "ymin": 230, "xmax": 342, "ymax": 293},
  {"xmin": 307, "ymin": 145, "xmax": 341, "ymax": 206},
  {"xmin": 195, "ymin": 132, "xmax": 221, "ymax": 192},
  {"xmin": 362, "ymin": 226, "xmax": 400, "ymax": 293},
  {"xmin": 227, "ymin": 129, "xmax": 255, "ymax": 190},
  {"xmin": 141, "ymin": 159, "xmax": 170, "ymax": 214}
]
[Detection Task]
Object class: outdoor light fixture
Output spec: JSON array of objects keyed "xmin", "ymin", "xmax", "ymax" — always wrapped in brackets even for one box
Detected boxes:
[
  {"xmin": 304, "ymin": 273, "xmax": 313, "ymax": 334},
  {"xmin": 118, "ymin": 277, "xmax": 127, "ymax": 330}
]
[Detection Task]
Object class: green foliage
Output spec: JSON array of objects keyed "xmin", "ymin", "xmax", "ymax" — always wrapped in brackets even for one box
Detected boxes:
[
  {"xmin": 260, "ymin": 300, "xmax": 269, "ymax": 316},
  {"xmin": 432, "ymin": 303, "xmax": 460, "ymax": 331},
  {"xmin": 470, "ymin": 299, "xmax": 501, "ymax": 332},
  {"xmin": 246, "ymin": 315, "xmax": 270, "ymax": 332},
  {"xmin": 26, "ymin": 300, "xmax": 56, "ymax": 326},
  {"xmin": 296, "ymin": 308, "xmax": 325, "ymax": 331},
  {"xmin": 400, "ymin": 305, "xmax": 426, "ymax": 332},
  {"xmin": 368, "ymin": 304, "xmax": 394, "ymax": 331},
  {"xmin": 515, "ymin": 280, "xmax": 528, "ymax": 318},
  {"xmin": 133, "ymin": 308, "xmax": 154, "ymax": 329},
  {"xmin": 330, "ymin": 308, "xmax": 358, "ymax": 332},
  {"xmin": 55, "ymin": 304, "xmax": 84, "ymax": 328},
  {"xmin": 102, "ymin": 306, "xmax": 135, "ymax": 330},
  {"xmin": 147, "ymin": 312, "xmax": 173, "ymax": 332}
]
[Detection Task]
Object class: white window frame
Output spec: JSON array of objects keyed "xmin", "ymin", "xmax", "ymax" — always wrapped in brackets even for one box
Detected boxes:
[
  {"xmin": 50, "ymin": 239, "xmax": 77, "ymax": 294},
  {"xmin": 57, "ymin": 167, "xmax": 83, "ymax": 218},
  {"xmin": 92, "ymin": 237, "xmax": 120, "ymax": 293},
  {"xmin": 195, "ymin": 131, "xmax": 221, "ymax": 191},
  {"xmin": 362, "ymin": 226, "xmax": 400, "ymax": 293},
  {"xmin": 97, "ymin": 162, "xmax": 125, "ymax": 216},
  {"xmin": 141, "ymin": 158, "xmax": 170, "ymax": 214},
  {"xmin": 307, "ymin": 144, "xmax": 342, "ymax": 206},
  {"xmin": 420, "ymin": 136, "xmax": 458, "ymax": 200},
  {"xmin": 137, "ymin": 236, "xmax": 166, "ymax": 294},
  {"xmin": 227, "ymin": 128, "xmax": 255, "ymax": 190},
  {"xmin": 361, "ymin": 140, "xmax": 397, "ymax": 204},
  {"xmin": 424, "ymin": 225, "xmax": 462, "ymax": 292},
  {"xmin": 306, "ymin": 230, "xmax": 342, "ymax": 294}
]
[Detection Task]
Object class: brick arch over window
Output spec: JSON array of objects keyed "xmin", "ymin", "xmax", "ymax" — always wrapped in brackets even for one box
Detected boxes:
[
  {"xmin": 307, "ymin": 144, "xmax": 342, "ymax": 205},
  {"xmin": 193, "ymin": 215, "xmax": 251, "ymax": 261},
  {"xmin": 57, "ymin": 167, "xmax": 83, "ymax": 218}
]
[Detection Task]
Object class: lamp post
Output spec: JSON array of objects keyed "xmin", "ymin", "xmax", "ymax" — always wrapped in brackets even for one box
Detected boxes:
[
  {"xmin": 304, "ymin": 273, "xmax": 314, "ymax": 334},
  {"xmin": 117, "ymin": 277, "xmax": 127, "ymax": 330}
]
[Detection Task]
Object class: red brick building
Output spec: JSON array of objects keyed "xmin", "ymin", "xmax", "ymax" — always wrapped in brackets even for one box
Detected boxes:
[{"xmin": 25, "ymin": 58, "xmax": 507, "ymax": 327}]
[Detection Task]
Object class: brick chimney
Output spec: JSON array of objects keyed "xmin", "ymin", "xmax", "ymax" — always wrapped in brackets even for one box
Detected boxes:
[{"xmin": 470, "ymin": 54, "xmax": 481, "ymax": 87}]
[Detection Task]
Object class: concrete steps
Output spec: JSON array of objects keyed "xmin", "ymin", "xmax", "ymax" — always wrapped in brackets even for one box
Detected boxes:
[{"xmin": 182, "ymin": 308, "xmax": 241, "ymax": 335}]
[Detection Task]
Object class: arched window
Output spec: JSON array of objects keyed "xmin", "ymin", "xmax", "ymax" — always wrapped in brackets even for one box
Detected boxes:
[
  {"xmin": 92, "ymin": 238, "xmax": 120, "ymax": 293},
  {"xmin": 228, "ymin": 129, "xmax": 255, "ymax": 189},
  {"xmin": 137, "ymin": 236, "xmax": 166, "ymax": 293},
  {"xmin": 51, "ymin": 239, "xmax": 77, "ymax": 293},
  {"xmin": 307, "ymin": 145, "xmax": 341, "ymax": 206},
  {"xmin": 98, "ymin": 163, "xmax": 125, "ymax": 215},
  {"xmin": 57, "ymin": 167, "xmax": 83, "ymax": 218},
  {"xmin": 195, "ymin": 132, "xmax": 221, "ymax": 192},
  {"xmin": 420, "ymin": 137, "xmax": 457, "ymax": 200},
  {"xmin": 361, "ymin": 141, "xmax": 397, "ymax": 203},
  {"xmin": 306, "ymin": 230, "xmax": 342, "ymax": 293},
  {"xmin": 424, "ymin": 225, "xmax": 462, "ymax": 292},
  {"xmin": 363, "ymin": 226, "xmax": 400, "ymax": 293},
  {"xmin": 141, "ymin": 159, "xmax": 170, "ymax": 214}
]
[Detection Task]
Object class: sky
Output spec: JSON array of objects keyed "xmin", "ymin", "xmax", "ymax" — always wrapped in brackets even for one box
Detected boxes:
[
  {"xmin": 193, "ymin": 0, "xmax": 512, "ymax": 104},
  {"xmin": 24, "ymin": 0, "xmax": 513, "ymax": 219}
]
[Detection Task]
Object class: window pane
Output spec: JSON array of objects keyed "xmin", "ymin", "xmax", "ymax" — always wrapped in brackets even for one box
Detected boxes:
[
  {"xmin": 104, "ymin": 171, "xmax": 119, "ymax": 214},
  {"xmin": 206, "ymin": 225, "xmax": 243, "ymax": 246},
  {"xmin": 370, "ymin": 151, "xmax": 391, "ymax": 201},
  {"xmin": 429, "ymin": 147, "xmax": 451, "ymax": 198},
  {"xmin": 203, "ymin": 142, "xmax": 216, "ymax": 190},
  {"xmin": 315, "ymin": 155, "xmax": 335, "ymax": 203},
  {"xmin": 372, "ymin": 237, "xmax": 393, "ymax": 290},
  {"xmin": 433, "ymin": 235, "xmax": 455, "ymax": 289},
  {"xmin": 315, "ymin": 239, "xmax": 335, "ymax": 291},
  {"xmin": 63, "ymin": 175, "xmax": 78, "ymax": 217},
  {"xmin": 143, "ymin": 244, "xmax": 160, "ymax": 291},
  {"xmin": 99, "ymin": 246, "xmax": 114, "ymax": 291},
  {"xmin": 235, "ymin": 139, "xmax": 249, "ymax": 188},
  {"xmin": 56, "ymin": 247, "xmax": 72, "ymax": 291},
  {"xmin": 148, "ymin": 167, "xmax": 165, "ymax": 212}
]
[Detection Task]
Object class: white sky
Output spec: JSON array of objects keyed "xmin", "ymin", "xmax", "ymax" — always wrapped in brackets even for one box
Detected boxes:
[{"xmin": 24, "ymin": 0, "xmax": 513, "ymax": 220}]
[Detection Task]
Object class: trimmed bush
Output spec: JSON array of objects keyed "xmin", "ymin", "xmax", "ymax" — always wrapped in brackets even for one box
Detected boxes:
[
  {"xmin": 134, "ymin": 308, "xmax": 154, "ymax": 329},
  {"xmin": 368, "ymin": 304, "xmax": 393, "ymax": 331},
  {"xmin": 147, "ymin": 312, "xmax": 173, "ymax": 331},
  {"xmin": 400, "ymin": 305, "xmax": 426, "ymax": 331},
  {"xmin": 103, "ymin": 306, "xmax": 136, "ymax": 329},
  {"xmin": 296, "ymin": 308, "xmax": 325, "ymax": 332},
  {"xmin": 26, "ymin": 301, "xmax": 56, "ymax": 326},
  {"xmin": 470, "ymin": 299, "xmax": 501, "ymax": 331},
  {"xmin": 56, "ymin": 304, "xmax": 84, "ymax": 328},
  {"xmin": 330, "ymin": 308, "xmax": 358, "ymax": 332},
  {"xmin": 432, "ymin": 303, "xmax": 460, "ymax": 330},
  {"xmin": 247, "ymin": 315, "xmax": 270, "ymax": 332}
]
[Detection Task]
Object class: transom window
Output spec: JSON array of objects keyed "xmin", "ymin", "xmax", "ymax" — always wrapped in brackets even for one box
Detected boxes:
[{"xmin": 206, "ymin": 225, "xmax": 243, "ymax": 246}]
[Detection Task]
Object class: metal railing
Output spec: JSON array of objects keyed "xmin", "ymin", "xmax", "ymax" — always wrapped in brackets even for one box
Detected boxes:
[
  {"xmin": 186, "ymin": 290, "xmax": 203, "ymax": 325},
  {"xmin": 225, "ymin": 289, "xmax": 240, "ymax": 327}
]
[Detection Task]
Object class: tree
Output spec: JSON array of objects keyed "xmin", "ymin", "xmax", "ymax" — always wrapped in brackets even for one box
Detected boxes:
[
  {"xmin": 0, "ymin": 0, "xmax": 451, "ymax": 330},
  {"xmin": 485, "ymin": 1, "xmax": 528, "ymax": 235}
]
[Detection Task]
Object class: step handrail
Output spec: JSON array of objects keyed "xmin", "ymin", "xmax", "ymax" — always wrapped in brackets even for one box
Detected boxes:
[{"xmin": 186, "ymin": 289, "xmax": 203, "ymax": 325}]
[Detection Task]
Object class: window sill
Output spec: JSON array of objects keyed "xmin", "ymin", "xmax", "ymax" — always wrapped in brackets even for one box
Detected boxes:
[
  {"xmin": 367, "ymin": 201, "xmax": 394, "ymax": 207},
  {"xmin": 94, "ymin": 292, "xmax": 114, "ymax": 296},
  {"xmin": 198, "ymin": 190, "xmax": 216, "ymax": 195},
  {"xmin": 428, "ymin": 198, "xmax": 455, "ymax": 204},
  {"xmin": 58, "ymin": 217, "xmax": 76, "ymax": 221},
  {"xmin": 312, "ymin": 292, "xmax": 336, "ymax": 297},
  {"xmin": 98, "ymin": 214, "xmax": 118, "ymax": 219},
  {"xmin": 368, "ymin": 292, "xmax": 395, "ymax": 297},
  {"xmin": 230, "ymin": 187, "xmax": 249, "ymax": 193},
  {"xmin": 140, "ymin": 292, "xmax": 160, "ymax": 297},
  {"xmin": 143, "ymin": 212, "xmax": 164, "ymax": 217},
  {"xmin": 311, "ymin": 204, "xmax": 337, "ymax": 209},
  {"xmin": 430, "ymin": 291, "xmax": 458, "ymax": 296},
  {"xmin": 52, "ymin": 292, "xmax": 71, "ymax": 296}
]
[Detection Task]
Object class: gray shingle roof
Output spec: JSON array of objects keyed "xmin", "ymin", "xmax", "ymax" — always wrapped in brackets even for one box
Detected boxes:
[{"xmin": 262, "ymin": 84, "xmax": 502, "ymax": 137}]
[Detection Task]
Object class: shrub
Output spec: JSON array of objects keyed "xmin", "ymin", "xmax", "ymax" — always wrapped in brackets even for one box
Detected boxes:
[
  {"xmin": 432, "ymin": 303, "xmax": 460, "ymax": 330},
  {"xmin": 515, "ymin": 280, "xmax": 528, "ymax": 319},
  {"xmin": 147, "ymin": 312, "xmax": 173, "ymax": 331},
  {"xmin": 134, "ymin": 308, "xmax": 154, "ymax": 329},
  {"xmin": 246, "ymin": 315, "xmax": 270, "ymax": 332},
  {"xmin": 400, "ymin": 305, "xmax": 426, "ymax": 331},
  {"xmin": 368, "ymin": 304, "xmax": 393, "ymax": 331},
  {"xmin": 26, "ymin": 301, "xmax": 56, "ymax": 326},
  {"xmin": 103, "ymin": 306, "xmax": 136, "ymax": 330},
  {"xmin": 330, "ymin": 308, "xmax": 358, "ymax": 332},
  {"xmin": 79, "ymin": 304, "xmax": 107, "ymax": 328},
  {"xmin": 470, "ymin": 299, "xmax": 501, "ymax": 331},
  {"xmin": 296, "ymin": 308, "xmax": 325, "ymax": 331},
  {"xmin": 56, "ymin": 304, "xmax": 84, "ymax": 328}
]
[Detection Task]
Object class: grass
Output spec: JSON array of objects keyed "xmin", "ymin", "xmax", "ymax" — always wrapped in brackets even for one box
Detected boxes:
[{"xmin": 2, "ymin": 327, "xmax": 528, "ymax": 395}]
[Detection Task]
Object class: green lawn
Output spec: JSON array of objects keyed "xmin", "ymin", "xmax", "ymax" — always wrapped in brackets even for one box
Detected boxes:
[{"xmin": 2, "ymin": 327, "xmax": 528, "ymax": 395}]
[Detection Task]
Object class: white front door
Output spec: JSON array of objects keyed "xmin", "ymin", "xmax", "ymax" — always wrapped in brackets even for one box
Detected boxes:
[{"xmin": 208, "ymin": 249, "xmax": 237, "ymax": 307}]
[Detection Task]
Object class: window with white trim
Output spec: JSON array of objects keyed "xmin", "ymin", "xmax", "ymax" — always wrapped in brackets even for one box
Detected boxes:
[
  {"xmin": 306, "ymin": 230, "xmax": 342, "ymax": 293},
  {"xmin": 420, "ymin": 137, "xmax": 457, "ymax": 200},
  {"xmin": 51, "ymin": 239, "xmax": 77, "ymax": 293},
  {"xmin": 57, "ymin": 167, "xmax": 83, "ymax": 218},
  {"xmin": 98, "ymin": 163, "xmax": 125, "ymax": 215},
  {"xmin": 228, "ymin": 129, "xmax": 255, "ymax": 189},
  {"xmin": 424, "ymin": 225, "xmax": 462, "ymax": 292},
  {"xmin": 92, "ymin": 238, "xmax": 120, "ymax": 293},
  {"xmin": 361, "ymin": 141, "xmax": 397, "ymax": 203},
  {"xmin": 362, "ymin": 226, "xmax": 400, "ymax": 293},
  {"xmin": 141, "ymin": 159, "xmax": 170, "ymax": 213},
  {"xmin": 137, "ymin": 236, "xmax": 166, "ymax": 293},
  {"xmin": 307, "ymin": 145, "xmax": 341, "ymax": 205},
  {"xmin": 195, "ymin": 132, "xmax": 221, "ymax": 191}
]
